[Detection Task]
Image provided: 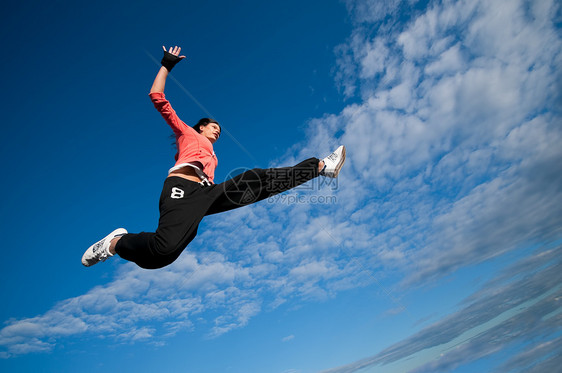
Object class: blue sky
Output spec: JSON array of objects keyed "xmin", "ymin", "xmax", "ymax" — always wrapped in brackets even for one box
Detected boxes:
[{"xmin": 1, "ymin": 0, "xmax": 561, "ymax": 372}]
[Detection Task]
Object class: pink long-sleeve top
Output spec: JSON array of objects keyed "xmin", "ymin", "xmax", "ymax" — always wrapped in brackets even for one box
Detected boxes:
[{"xmin": 150, "ymin": 92, "xmax": 218, "ymax": 183}]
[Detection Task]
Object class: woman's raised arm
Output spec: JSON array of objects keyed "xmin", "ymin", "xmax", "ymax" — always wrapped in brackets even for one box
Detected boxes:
[{"xmin": 150, "ymin": 45, "xmax": 186, "ymax": 94}]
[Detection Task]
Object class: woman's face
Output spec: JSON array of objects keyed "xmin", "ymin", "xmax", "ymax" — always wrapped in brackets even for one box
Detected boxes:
[{"xmin": 200, "ymin": 122, "xmax": 221, "ymax": 144}]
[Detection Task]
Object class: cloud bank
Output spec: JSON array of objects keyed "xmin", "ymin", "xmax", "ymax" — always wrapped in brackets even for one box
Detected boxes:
[{"xmin": 322, "ymin": 246, "xmax": 562, "ymax": 372}]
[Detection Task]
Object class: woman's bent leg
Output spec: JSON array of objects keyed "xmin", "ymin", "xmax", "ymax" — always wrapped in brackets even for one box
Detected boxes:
[{"xmin": 115, "ymin": 177, "xmax": 211, "ymax": 269}]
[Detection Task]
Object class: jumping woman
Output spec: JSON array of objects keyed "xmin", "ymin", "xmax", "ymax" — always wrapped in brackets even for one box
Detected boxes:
[{"xmin": 82, "ymin": 45, "xmax": 346, "ymax": 270}]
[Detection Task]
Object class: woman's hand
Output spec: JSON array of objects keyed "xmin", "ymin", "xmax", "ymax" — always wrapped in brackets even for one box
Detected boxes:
[
  {"xmin": 161, "ymin": 45, "xmax": 186, "ymax": 72},
  {"xmin": 163, "ymin": 45, "xmax": 186, "ymax": 59}
]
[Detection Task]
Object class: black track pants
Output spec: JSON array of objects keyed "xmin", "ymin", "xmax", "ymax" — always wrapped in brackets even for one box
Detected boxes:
[{"xmin": 115, "ymin": 158, "xmax": 320, "ymax": 269}]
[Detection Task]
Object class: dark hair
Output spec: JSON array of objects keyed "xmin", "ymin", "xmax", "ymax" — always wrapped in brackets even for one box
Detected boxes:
[{"xmin": 192, "ymin": 118, "xmax": 221, "ymax": 136}]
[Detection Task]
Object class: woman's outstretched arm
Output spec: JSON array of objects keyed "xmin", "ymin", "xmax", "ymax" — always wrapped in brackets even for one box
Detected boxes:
[{"xmin": 150, "ymin": 45, "xmax": 185, "ymax": 94}]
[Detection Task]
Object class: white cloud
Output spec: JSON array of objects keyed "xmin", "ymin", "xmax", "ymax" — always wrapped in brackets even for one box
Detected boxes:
[
  {"xmin": 360, "ymin": 38, "xmax": 389, "ymax": 79},
  {"xmin": 424, "ymin": 43, "xmax": 464, "ymax": 76},
  {"xmin": 282, "ymin": 334, "xmax": 295, "ymax": 342},
  {"xmin": 117, "ymin": 327, "xmax": 155, "ymax": 342}
]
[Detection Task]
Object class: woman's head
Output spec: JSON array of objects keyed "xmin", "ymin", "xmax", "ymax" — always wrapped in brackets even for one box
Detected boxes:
[{"xmin": 193, "ymin": 118, "xmax": 221, "ymax": 144}]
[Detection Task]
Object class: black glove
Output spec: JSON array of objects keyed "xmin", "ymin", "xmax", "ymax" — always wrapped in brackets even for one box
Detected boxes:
[{"xmin": 161, "ymin": 51, "xmax": 183, "ymax": 72}]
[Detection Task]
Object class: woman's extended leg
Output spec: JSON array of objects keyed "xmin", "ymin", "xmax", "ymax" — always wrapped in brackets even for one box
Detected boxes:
[
  {"xmin": 206, "ymin": 145, "xmax": 346, "ymax": 215},
  {"xmin": 205, "ymin": 157, "xmax": 321, "ymax": 215}
]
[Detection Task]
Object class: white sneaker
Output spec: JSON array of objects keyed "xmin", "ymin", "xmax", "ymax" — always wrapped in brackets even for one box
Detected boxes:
[
  {"xmin": 82, "ymin": 228, "xmax": 127, "ymax": 267},
  {"xmin": 320, "ymin": 145, "xmax": 346, "ymax": 178}
]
